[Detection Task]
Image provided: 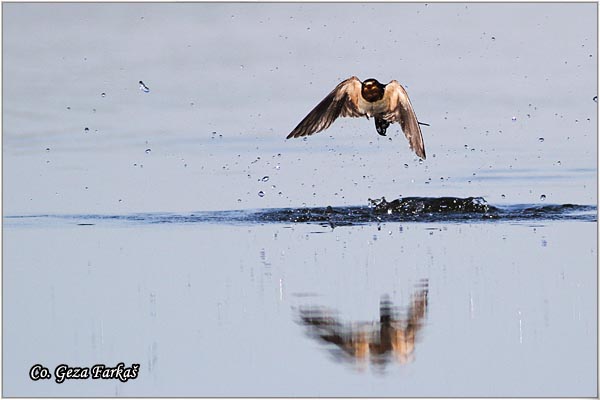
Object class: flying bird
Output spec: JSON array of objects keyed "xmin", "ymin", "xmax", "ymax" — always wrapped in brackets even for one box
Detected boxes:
[{"xmin": 287, "ymin": 76, "xmax": 427, "ymax": 159}]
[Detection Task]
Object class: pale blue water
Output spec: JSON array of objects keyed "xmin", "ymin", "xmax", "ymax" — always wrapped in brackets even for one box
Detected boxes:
[{"xmin": 3, "ymin": 2, "xmax": 597, "ymax": 397}]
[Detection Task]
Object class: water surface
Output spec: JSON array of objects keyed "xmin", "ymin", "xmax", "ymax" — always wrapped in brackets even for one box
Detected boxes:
[
  {"xmin": 3, "ymin": 2, "xmax": 597, "ymax": 397},
  {"xmin": 3, "ymin": 216, "xmax": 597, "ymax": 396}
]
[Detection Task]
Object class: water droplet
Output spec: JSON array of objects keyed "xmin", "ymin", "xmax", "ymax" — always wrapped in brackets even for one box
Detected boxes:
[
  {"xmin": 258, "ymin": 191, "xmax": 265, "ymax": 197},
  {"xmin": 501, "ymin": 194, "xmax": 506, "ymax": 199},
  {"xmin": 491, "ymin": 36, "xmax": 496, "ymax": 41},
  {"xmin": 511, "ymin": 116, "xmax": 517, "ymax": 121},
  {"xmin": 556, "ymin": 160, "xmax": 561, "ymax": 166},
  {"xmin": 145, "ymin": 148, "xmax": 151, "ymax": 154},
  {"xmin": 84, "ymin": 127, "xmax": 89, "ymax": 133},
  {"xmin": 594, "ymin": 96, "xmax": 598, "ymax": 103},
  {"xmin": 275, "ymin": 165, "xmax": 280, "ymax": 170},
  {"xmin": 538, "ymin": 137, "xmax": 544, "ymax": 142},
  {"xmin": 101, "ymin": 92, "xmax": 106, "ymax": 97},
  {"xmin": 261, "ymin": 176, "xmax": 269, "ymax": 182},
  {"xmin": 404, "ymin": 163, "xmax": 409, "ymax": 168},
  {"xmin": 66, "ymin": 106, "xmax": 71, "ymax": 110},
  {"xmin": 45, "ymin": 147, "xmax": 50, "ymax": 152},
  {"xmin": 540, "ymin": 194, "xmax": 546, "ymax": 201},
  {"xmin": 139, "ymin": 80, "xmax": 150, "ymax": 93}
]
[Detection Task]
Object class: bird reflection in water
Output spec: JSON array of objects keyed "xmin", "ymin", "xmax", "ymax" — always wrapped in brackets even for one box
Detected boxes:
[{"xmin": 297, "ymin": 280, "xmax": 429, "ymax": 370}]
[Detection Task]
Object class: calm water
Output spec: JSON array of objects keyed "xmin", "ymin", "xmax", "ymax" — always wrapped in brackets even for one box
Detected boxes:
[{"xmin": 3, "ymin": 2, "xmax": 597, "ymax": 397}]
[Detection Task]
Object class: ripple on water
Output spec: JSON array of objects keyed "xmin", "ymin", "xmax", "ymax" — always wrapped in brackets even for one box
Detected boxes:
[{"xmin": 4, "ymin": 197, "xmax": 597, "ymax": 228}]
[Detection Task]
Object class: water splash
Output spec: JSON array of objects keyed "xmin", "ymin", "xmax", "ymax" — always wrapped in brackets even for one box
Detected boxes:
[
  {"xmin": 139, "ymin": 80, "xmax": 150, "ymax": 93},
  {"xmin": 369, "ymin": 196, "xmax": 493, "ymax": 214},
  {"xmin": 5, "ymin": 197, "xmax": 595, "ymax": 228}
]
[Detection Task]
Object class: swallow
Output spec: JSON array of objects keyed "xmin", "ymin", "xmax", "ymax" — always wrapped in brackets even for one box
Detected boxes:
[
  {"xmin": 287, "ymin": 76, "xmax": 427, "ymax": 159},
  {"xmin": 297, "ymin": 280, "xmax": 429, "ymax": 367}
]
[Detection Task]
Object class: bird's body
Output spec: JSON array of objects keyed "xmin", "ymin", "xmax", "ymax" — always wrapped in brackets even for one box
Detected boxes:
[{"xmin": 287, "ymin": 76, "xmax": 426, "ymax": 159}]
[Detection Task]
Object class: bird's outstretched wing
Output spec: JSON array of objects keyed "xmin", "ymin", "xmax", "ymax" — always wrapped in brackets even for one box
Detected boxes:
[
  {"xmin": 287, "ymin": 76, "xmax": 365, "ymax": 139},
  {"xmin": 382, "ymin": 81, "xmax": 426, "ymax": 159}
]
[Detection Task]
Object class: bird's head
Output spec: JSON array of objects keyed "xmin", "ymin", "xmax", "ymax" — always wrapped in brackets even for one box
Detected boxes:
[{"xmin": 361, "ymin": 78, "xmax": 385, "ymax": 102}]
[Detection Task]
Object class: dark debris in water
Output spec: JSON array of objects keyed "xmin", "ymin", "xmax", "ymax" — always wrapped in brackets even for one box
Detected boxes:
[{"xmin": 4, "ymin": 197, "xmax": 596, "ymax": 227}]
